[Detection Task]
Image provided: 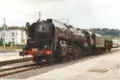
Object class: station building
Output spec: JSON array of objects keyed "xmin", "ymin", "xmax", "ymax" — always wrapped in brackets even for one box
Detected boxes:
[{"xmin": 0, "ymin": 26, "xmax": 27, "ymax": 46}]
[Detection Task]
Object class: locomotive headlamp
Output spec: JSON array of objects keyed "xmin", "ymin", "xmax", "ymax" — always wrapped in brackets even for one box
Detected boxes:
[
  {"xmin": 44, "ymin": 50, "xmax": 52, "ymax": 55},
  {"xmin": 32, "ymin": 48, "xmax": 38, "ymax": 52}
]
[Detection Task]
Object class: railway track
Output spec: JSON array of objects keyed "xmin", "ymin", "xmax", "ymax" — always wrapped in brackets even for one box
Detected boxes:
[
  {"xmin": 0, "ymin": 64, "xmax": 38, "ymax": 77},
  {"xmin": 0, "ymin": 48, "xmax": 119, "ymax": 78},
  {"xmin": 0, "ymin": 57, "xmax": 32, "ymax": 67},
  {"xmin": 0, "ymin": 61, "xmax": 50, "ymax": 78}
]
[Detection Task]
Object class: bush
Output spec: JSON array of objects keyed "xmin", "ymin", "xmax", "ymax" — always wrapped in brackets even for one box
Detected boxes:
[
  {"xmin": 0, "ymin": 40, "xmax": 3, "ymax": 46},
  {"xmin": 5, "ymin": 42, "xmax": 11, "ymax": 47}
]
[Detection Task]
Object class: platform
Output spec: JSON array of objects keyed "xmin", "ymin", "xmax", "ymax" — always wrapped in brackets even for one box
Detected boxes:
[
  {"xmin": 0, "ymin": 51, "xmax": 32, "ymax": 62},
  {"xmin": 25, "ymin": 48, "xmax": 120, "ymax": 80}
]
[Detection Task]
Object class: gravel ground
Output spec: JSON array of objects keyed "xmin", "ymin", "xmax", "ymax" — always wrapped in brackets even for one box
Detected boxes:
[
  {"xmin": 1, "ymin": 48, "xmax": 120, "ymax": 80},
  {"xmin": 25, "ymin": 48, "xmax": 120, "ymax": 80},
  {"xmin": 0, "ymin": 51, "xmax": 31, "ymax": 62}
]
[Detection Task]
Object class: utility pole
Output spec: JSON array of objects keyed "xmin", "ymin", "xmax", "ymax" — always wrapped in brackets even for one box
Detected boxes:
[
  {"xmin": 39, "ymin": 12, "xmax": 41, "ymax": 20},
  {"xmin": 2, "ymin": 18, "xmax": 7, "ymax": 52},
  {"xmin": 37, "ymin": 12, "xmax": 41, "ymax": 22}
]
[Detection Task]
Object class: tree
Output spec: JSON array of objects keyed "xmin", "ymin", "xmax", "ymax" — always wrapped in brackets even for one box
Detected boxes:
[
  {"xmin": 0, "ymin": 38, "xmax": 3, "ymax": 46},
  {"xmin": 89, "ymin": 28, "xmax": 120, "ymax": 37}
]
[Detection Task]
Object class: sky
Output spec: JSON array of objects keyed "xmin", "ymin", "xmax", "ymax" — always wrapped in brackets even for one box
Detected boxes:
[{"xmin": 0, "ymin": 0, "xmax": 120, "ymax": 29}]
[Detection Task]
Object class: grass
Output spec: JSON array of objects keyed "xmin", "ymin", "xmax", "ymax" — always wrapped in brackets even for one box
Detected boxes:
[{"xmin": 0, "ymin": 46, "xmax": 22, "ymax": 51}]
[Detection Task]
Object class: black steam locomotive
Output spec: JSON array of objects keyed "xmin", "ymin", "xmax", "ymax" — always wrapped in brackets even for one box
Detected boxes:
[{"xmin": 19, "ymin": 19, "xmax": 113, "ymax": 64}]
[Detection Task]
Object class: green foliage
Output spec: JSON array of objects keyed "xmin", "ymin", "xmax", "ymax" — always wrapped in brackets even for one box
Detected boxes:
[
  {"xmin": 89, "ymin": 28, "xmax": 120, "ymax": 37},
  {"xmin": 5, "ymin": 42, "xmax": 11, "ymax": 47},
  {"xmin": 0, "ymin": 39, "xmax": 3, "ymax": 46},
  {"xmin": 16, "ymin": 44, "xmax": 19, "ymax": 46}
]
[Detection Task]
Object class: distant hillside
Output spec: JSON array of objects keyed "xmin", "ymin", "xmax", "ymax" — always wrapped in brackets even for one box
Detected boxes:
[{"xmin": 89, "ymin": 28, "xmax": 120, "ymax": 37}]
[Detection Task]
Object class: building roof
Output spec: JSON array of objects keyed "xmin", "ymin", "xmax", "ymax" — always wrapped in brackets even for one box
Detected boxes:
[{"xmin": 0, "ymin": 26, "xmax": 25, "ymax": 30}]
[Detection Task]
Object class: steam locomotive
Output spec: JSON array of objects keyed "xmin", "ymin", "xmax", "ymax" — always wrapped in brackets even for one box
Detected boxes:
[{"xmin": 19, "ymin": 19, "xmax": 113, "ymax": 64}]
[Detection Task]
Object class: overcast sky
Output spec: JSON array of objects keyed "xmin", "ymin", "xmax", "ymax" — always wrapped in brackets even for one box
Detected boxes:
[{"xmin": 0, "ymin": 0, "xmax": 120, "ymax": 29}]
